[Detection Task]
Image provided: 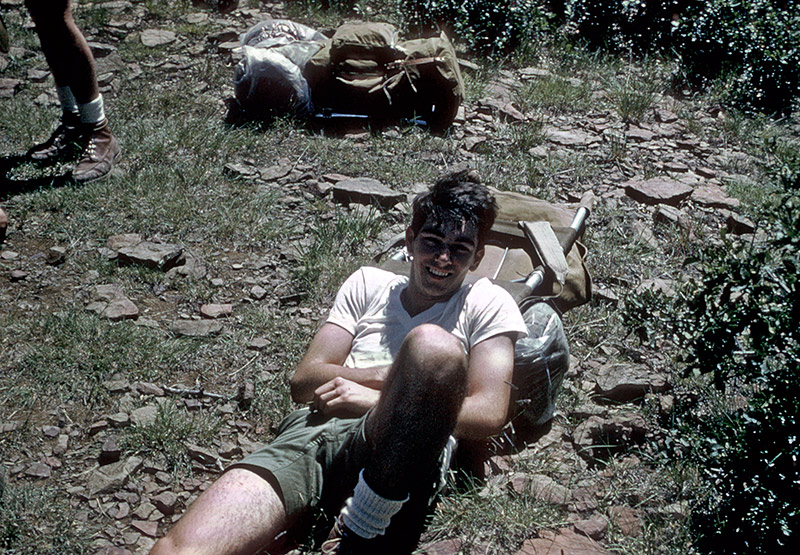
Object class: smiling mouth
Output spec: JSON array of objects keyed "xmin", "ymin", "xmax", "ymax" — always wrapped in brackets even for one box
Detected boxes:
[{"xmin": 427, "ymin": 267, "xmax": 452, "ymax": 278}]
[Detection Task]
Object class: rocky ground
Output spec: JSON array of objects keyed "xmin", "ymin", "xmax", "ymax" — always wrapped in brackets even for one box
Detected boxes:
[{"xmin": 0, "ymin": 1, "xmax": 786, "ymax": 554}]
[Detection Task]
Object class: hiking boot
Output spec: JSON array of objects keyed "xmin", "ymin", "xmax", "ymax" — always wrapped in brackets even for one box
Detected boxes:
[
  {"xmin": 72, "ymin": 119, "xmax": 121, "ymax": 183},
  {"xmin": 320, "ymin": 516, "xmax": 376, "ymax": 555},
  {"xmin": 27, "ymin": 114, "xmax": 84, "ymax": 162}
]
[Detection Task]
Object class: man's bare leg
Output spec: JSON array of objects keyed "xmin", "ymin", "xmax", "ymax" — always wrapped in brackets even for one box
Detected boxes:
[
  {"xmin": 365, "ymin": 323, "xmax": 468, "ymax": 499},
  {"xmin": 151, "ymin": 467, "xmax": 289, "ymax": 555}
]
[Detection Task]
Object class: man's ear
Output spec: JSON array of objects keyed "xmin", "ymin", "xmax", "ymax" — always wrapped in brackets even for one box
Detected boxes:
[
  {"xmin": 469, "ymin": 246, "xmax": 485, "ymax": 271},
  {"xmin": 405, "ymin": 227, "xmax": 415, "ymax": 252}
]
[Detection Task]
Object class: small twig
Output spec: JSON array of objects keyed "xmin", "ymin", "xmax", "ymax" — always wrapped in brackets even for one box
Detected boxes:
[
  {"xmin": 162, "ymin": 385, "xmax": 227, "ymax": 400},
  {"xmin": 230, "ymin": 354, "xmax": 259, "ymax": 377}
]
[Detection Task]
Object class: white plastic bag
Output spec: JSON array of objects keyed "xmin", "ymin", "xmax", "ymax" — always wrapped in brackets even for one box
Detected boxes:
[{"xmin": 233, "ymin": 19, "xmax": 326, "ymax": 119}]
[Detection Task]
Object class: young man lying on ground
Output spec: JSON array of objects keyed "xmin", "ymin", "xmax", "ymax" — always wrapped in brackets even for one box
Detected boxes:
[{"xmin": 151, "ymin": 171, "xmax": 527, "ymax": 555}]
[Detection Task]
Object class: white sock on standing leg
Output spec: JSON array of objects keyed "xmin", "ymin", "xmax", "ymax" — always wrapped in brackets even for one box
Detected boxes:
[{"xmin": 78, "ymin": 95, "xmax": 106, "ymax": 126}]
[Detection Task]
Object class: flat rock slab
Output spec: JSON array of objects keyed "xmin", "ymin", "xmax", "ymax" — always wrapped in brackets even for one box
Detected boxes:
[
  {"xmin": 545, "ymin": 127, "xmax": 602, "ymax": 147},
  {"xmin": 151, "ymin": 491, "xmax": 179, "ymax": 515},
  {"xmin": 131, "ymin": 519, "xmax": 159, "ymax": 537},
  {"xmin": 726, "ymin": 212, "xmax": 756, "ymax": 235},
  {"xmin": 87, "ymin": 456, "xmax": 143, "ymax": 496},
  {"xmin": 223, "ymin": 162, "xmax": 259, "ymax": 179},
  {"xmin": 624, "ymin": 178, "xmax": 693, "ymax": 206},
  {"xmin": 88, "ymin": 284, "xmax": 140, "ymax": 321},
  {"xmin": 419, "ymin": 538, "xmax": 464, "ymax": 554},
  {"xmin": 26, "ymin": 462, "xmax": 52, "ymax": 479},
  {"xmin": 141, "ymin": 29, "xmax": 177, "ymax": 47},
  {"xmin": 117, "ymin": 242, "xmax": 184, "ymax": 271},
  {"xmin": 573, "ymin": 514, "xmax": 609, "ymax": 540},
  {"xmin": 691, "ymin": 183, "xmax": 740, "ymax": 209},
  {"xmin": 0, "ymin": 78, "xmax": 21, "ymax": 98},
  {"xmin": 572, "ymin": 414, "xmax": 650, "ymax": 456},
  {"xmin": 592, "ymin": 363, "xmax": 669, "ymax": 402},
  {"xmin": 130, "ymin": 405, "xmax": 159, "ymax": 427},
  {"xmin": 187, "ymin": 444, "xmax": 219, "ymax": 466},
  {"xmin": 626, "ymin": 125, "xmax": 657, "ymax": 142},
  {"xmin": 528, "ymin": 474, "xmax": 571, "ymax": 506},
  {"xmin": 332, "ymin": 178, "xmax": 405, "ymax": 209},
  {"xmin": 200, "ymin": 303, "xmax": 233, "ymax": 319},
  {"xmin": 260, "ymin": 163, "xmax": 293, "ymax": 182},
  {"xmin": 479, "ymin": 97, "xmax": 525, "ymax": 121},
  {"xmin": 170, "ymin": 319, "xmax": 223, "ymax": 337},
  {"xmin": 516, "ymin": 528, "xmax": 611, "ymax": 554},
  {"xmin": 107, "ymin": 233, "xmax": 143, "ymax": 250}
]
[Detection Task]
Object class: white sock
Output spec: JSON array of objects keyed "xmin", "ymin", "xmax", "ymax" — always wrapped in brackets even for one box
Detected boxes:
[
  {"xmin": 78, "ymin": 95, "xmax": 106, "ymax": 125},
  {"xmin": 340, "ymin": 470, "xmax": 408, "ymax": 539},
  {"xmin": 56, "ymin": 86, "xmax": 79, "ymax": 119}
]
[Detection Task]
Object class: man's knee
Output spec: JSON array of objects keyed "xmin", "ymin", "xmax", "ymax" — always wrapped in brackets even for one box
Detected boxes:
[
  {"xmin": 150, "ymin": 535, "xmax": 179, "ymax": 555},
  {"xmin": 402, "ymin": 324, "xmax": 468, "ymax": 385}
]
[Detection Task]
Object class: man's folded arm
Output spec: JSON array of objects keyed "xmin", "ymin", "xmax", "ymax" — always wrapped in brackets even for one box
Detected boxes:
[
  {"xmin": 454, "ymin": 332, "xmax": 516, "ymax": 440},
  {"xmin": 290, "ymin": 322, "xmax": 388, "ymax": 404}
]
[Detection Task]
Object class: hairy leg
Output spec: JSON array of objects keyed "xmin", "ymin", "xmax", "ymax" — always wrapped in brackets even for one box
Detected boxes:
[
  {"xmin": 364, "ymin": 323, "xmax": 468, "ymax": 500},
  {"xmin": 151, "ymin": 467, "xmax": 290, "ymax": 555},
  {"xmin": 24, "ymin": 0, "xmax": 99, "ymax": 102}
]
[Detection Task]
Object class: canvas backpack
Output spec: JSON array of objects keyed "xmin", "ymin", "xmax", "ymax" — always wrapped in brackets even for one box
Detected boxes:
[{"xmin": 304, "ymin": 22, "xmax": 465, "ymax": 131}]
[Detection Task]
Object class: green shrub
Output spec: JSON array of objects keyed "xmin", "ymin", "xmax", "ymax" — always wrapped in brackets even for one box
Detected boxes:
[
  {"xmin": 676, "ymin": 0, "xmax": 800, "ymax": 115},
  {"xmin": 397, "ymin": 0, "xmax": 551, "ymax": 55},
  {"xmin": 666, "ymin": 142, "xmax": 800, "ymax": 552},
  {"xmin": 563, "ymin": 0, "xmax": 686, "ymax": 52},
  {"xmin": 559, "ymin": 1, "xmax": 800, "ymax": 114}
]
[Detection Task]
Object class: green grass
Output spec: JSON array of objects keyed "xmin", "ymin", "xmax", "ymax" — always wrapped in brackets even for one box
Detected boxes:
[
  {"xmin": 0, "ymin": 310, "xmax": 199, "ymax": 410},
  {"xmin": 0, "ymin": 482, "xmax": 94, "ymax": 554},
  {"xmin": 516, "ymin": 75, "xmax": 594, "ymax": 115},
  {"xmin": 428, "ymin": 473, "xmax": 564, "ymax": 551},
  {"xmin": 121, "ymin": 400, "xmax": 223, "ymax": 471},
  {"xmin": 296, "ymin": 206, "xmax": 386, "ymax": 301},
  {"xmin": 605, "ymin": 67, "xmax": 663, "ymax": 124}
]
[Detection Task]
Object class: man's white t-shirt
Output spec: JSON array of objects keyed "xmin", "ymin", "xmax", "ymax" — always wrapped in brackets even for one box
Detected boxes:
[{"xmin": 327, "ymin": 266, "xmax": 527, "ymax": 369}]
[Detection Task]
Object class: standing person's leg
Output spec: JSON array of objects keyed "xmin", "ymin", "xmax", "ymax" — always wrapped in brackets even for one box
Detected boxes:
[
  {"xmin": 25, "ymin": 0, "xmax": 120, "ymax": 181},
  {"xmin": 150, "ymin": 468, "xmax": 289, "ymax": 555},
  {"xmin": 25, "ymin": 0, "xmax": 98, "ymax": 103},
  {"xmin": 328, "ymin": 324, "xmax": 468, "ymax": 553}
]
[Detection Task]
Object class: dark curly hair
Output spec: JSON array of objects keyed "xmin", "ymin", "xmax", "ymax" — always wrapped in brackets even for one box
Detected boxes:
[{"xmin": 410, "ymin": 169, "xmax": 497, "ymax": 247}]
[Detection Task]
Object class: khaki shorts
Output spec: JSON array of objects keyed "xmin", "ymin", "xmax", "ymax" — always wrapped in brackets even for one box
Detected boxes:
[
  {"xmin": 231, "ymin": 407, "xmax": 454, "ymax": 549},
  {"xmin": 232, "ymin": 407, "xmax": 372, "ymax": 518}
]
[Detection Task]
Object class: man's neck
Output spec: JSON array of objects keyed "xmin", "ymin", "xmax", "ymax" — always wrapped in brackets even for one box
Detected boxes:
[{"xmin": 400, "ymin": 285, "xmax": 459, "ymax": 317}]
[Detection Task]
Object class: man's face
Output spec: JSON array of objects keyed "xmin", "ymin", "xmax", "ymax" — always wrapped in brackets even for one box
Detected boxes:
[{"xmin": 405, "ymin": 216, "xmax": 484, "ymax": 308}]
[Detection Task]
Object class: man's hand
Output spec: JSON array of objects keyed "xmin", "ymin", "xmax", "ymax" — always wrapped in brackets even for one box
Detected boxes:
[
  {"xmin": 311, "ymin": 377, "xmax": 380, "ymax": 418},
  {"xmin": 291, "ymin": 323, "xmax": 392, "ymax": 403}
]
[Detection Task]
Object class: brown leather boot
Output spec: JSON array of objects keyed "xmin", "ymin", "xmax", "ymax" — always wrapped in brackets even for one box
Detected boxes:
[
  {"xmin": 28, "ymin": 113, "xmax": 84, "ymax": 162},
  {"xmin": 72, "ymin": 119, "xmax": 121, "ymax": 183}
]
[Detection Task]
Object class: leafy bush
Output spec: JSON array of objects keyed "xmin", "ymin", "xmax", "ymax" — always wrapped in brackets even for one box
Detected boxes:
[
  {"xmin": 667, "ymin": 141, "xmax": 800, "ymax": 552},
  {"xmin": 676, "ymin": 0, "xmax": 800, "ymax": 115},
  {"xmin": 397, "ymin": 0, "xmax": 551, "ymax": 55},
  {"xmin": 559, "ymin": 1, "xmax": 800, "ymax": 114},
  {"xmin": 563, "ymin": 0, "xmax": 687, "ymax": 52}
]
